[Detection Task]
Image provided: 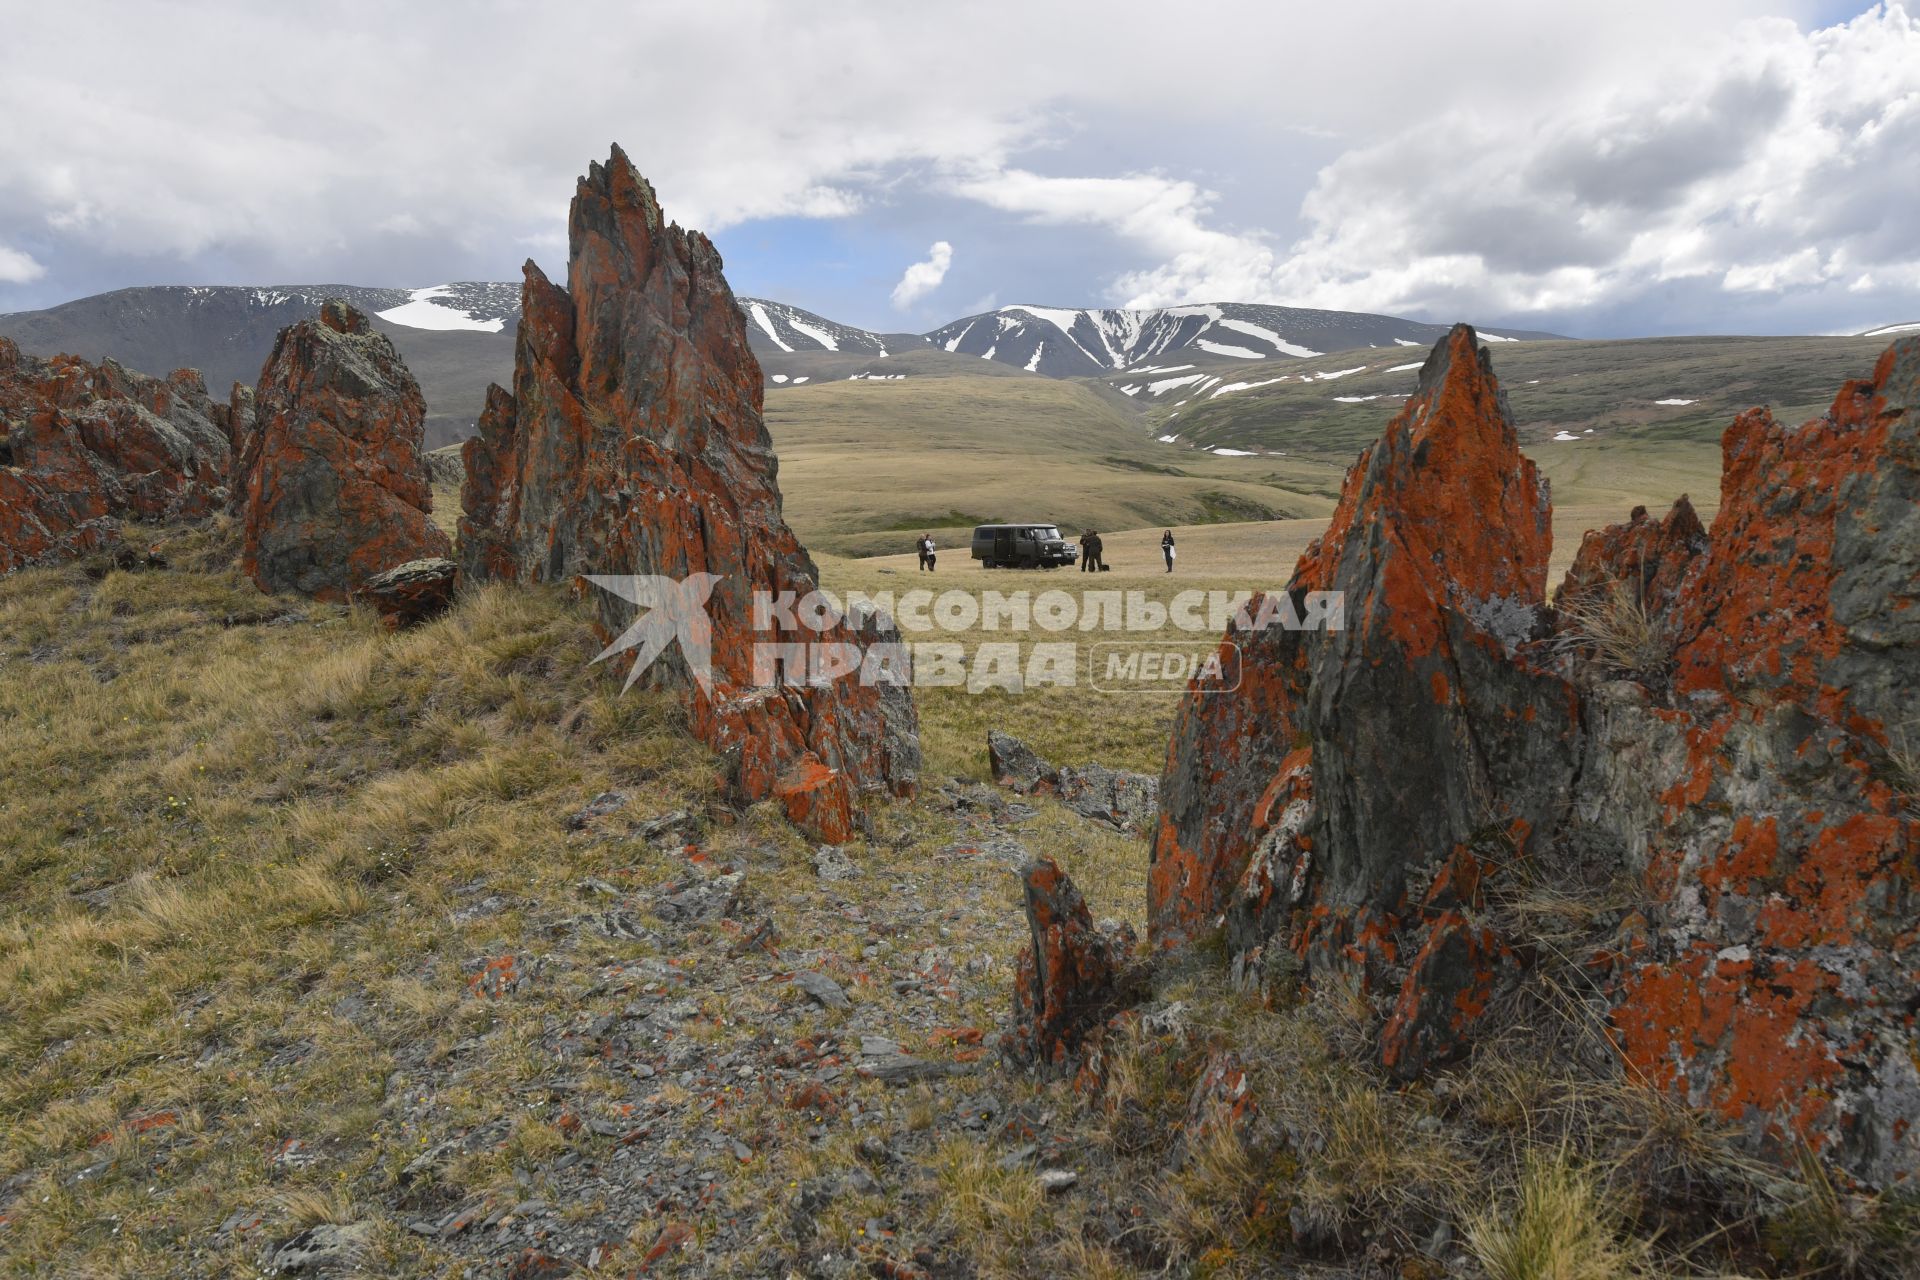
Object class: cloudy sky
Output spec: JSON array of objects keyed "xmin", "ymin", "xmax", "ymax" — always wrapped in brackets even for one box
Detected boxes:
[{"xmin": 0, "ymin": 0, "xmax": 1914, "ymax": 337}]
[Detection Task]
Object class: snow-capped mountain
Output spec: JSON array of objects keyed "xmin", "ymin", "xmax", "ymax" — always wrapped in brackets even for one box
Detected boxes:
[
  {"xmin": 736, "ymin": 297, "xmax": 898, "ymax": 356},
  {"xmin": 925, "ymin": 303, "xmax": 1559, "ymax": 378}
]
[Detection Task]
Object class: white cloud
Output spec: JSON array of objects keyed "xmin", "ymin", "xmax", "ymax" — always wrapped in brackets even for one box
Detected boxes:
[
  {"xmin": 890, "ymin": 240, "xmax": 953, "ymax": 308},
  {"xmin": 0, "ymin": 246, "xmax": 43, "ymax": 284},
  {"xmin": 0, "ymin": 0, "xmax": 1904, "ymax": 336},
  {"xmin": 1101, "ymin": 5, "xmax": 1920, "ymax": 323}
]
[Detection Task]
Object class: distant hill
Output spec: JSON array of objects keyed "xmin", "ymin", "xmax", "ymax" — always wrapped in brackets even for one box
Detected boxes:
[
  {"xmin": 1138, "ymin": 333, "xmax": 1902, "ymax": 460},
  {"xmin": 0, "ymin": 284, "xmax": 516, "ymax": 449}
]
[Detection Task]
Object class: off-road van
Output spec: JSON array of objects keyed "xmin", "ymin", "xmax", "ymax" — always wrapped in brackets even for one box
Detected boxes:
[{"xmin": 969, "ymin": 523, "xmax": 1078, "ymax": 569}]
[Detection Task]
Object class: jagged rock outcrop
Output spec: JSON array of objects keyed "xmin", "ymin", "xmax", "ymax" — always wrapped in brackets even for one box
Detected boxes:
[
  {"xmin": 1009, "ymin": 857, "xmax": 1146, "ymax": 1068},
  {"xmin": 1154, "ymin": 325, "xmax": 1578, "ymax": 1077},
  {"xmin": 238, "ymin": 301, "xmax": 451, "ymax": 600},
  {"xmin": 1588, "ymin": 340, "xmax": 1920, "ymax": 1188},
  {"xmin": 458, "ymin": 146, "xmax": 918, "ymax": 842},
  {"xmin": 1556, "ymin": 495, "xmax": 1708, "ymax": 614},
  {"xmin": 1155, "ymin": 327, "xmax": 1920, "ymax": 1187},
  {"xmin": 0, "ymin": 337, "xmax": 232, "ymax": 572}
]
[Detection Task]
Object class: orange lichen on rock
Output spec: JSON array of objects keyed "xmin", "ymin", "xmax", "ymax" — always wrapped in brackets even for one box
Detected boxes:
[
  {"xmin": 1154, "ymin": 327, "xmax": 1920, "ymax": 1187},
  {"xmin": 1556, "ymin": 495, "xmax": 1708, "ymax": 614},
  {"xmin": 0, "ymin": 337, "xmax": 232, "ymax": 572},
  {"xmin": 458, "ymin": 147, "xmax": 918, "ymax": 843},
  {"xmin": 1010, "ymin": 857, "xmax": 1145, "ymax": 1067},
  {"xmin": 237, "ymin": 300, "xmax": 452, "ymax": 601}
]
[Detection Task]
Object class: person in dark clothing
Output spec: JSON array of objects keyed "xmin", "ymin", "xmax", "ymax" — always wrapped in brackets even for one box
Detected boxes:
[
  {"xmin": 916, "ymin": 534, "xmax": 933, "ymax": 571},
  {"xmin": 1078, "ymin": 530, "xmax": 1096, "ymax": 572},
  {"xmin": 1161, "ymin": 529, "xmax": 1176, "ymax": 573}
]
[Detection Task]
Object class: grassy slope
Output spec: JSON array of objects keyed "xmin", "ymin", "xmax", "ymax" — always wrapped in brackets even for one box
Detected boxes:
[
  {"xmin": 763, "ymin": 374, "xmax": 1345, "ymax": 558},
  {"xmin": 1144, "ymin": 334, "xmax": 1895, "ymax": 459},
  {"xmin": 4, "ymin": 521, "xmax": 1902, "ymax": 1277}
]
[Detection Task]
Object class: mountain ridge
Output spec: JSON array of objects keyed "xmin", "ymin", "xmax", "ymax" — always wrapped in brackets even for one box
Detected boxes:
[{"xmin": 0, "ymin": 282, "xmax": 1565, "ymax": 401}]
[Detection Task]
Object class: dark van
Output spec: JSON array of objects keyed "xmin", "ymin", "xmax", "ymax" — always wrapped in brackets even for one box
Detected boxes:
[{"xmin": 970, "ymin": 523, "xmax": 1078, "ymax": 569}]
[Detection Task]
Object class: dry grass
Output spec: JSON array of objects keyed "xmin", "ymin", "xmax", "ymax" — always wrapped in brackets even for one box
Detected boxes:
[
  {"xmin": 1557, "ymin": 579, "xmax": 1671, "ymax": 678},
  {"xmin": 1468, "ymin": 1147, "xmax": 1649, "ymax": 1280},
  {"xmin": 1886, "ymin": 728, "xmax": 1920, "ymax": 818},
  {"xmin": 1763, "ymin": 1144, "xmax": 1920, "ymax": 1280},
  {"xmin": 3, "ymin": 512, "xmax": 1897, "ymax": 1277}
]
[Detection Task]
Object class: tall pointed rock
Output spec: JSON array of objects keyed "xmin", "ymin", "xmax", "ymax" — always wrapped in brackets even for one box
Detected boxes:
[{"xmin": 460, "ymin": 146, "xmax": 919, "ymax": 841}]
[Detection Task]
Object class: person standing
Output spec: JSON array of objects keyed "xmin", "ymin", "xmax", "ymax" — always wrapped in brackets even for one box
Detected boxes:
[
  {"xmin": 924, "ymin": 533, "xmax": 936, "ymax": 572},
  {"xmin": 1078, "ymin": 530, "xmax": 1095, "ymax": 572},
  {"xmin": 915, "ymin": 534, "xmax": 930, "ymax": 571},
  {"xmin": 1161, "ymin": 529, "xmax": 1176, "ymax": 573},
  {"xmin": 1087, "ymin": 530, "xmax": 1104, "ymax": 572}
]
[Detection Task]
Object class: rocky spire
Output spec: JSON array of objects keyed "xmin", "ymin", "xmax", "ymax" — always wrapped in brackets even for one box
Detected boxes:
[
  {"xmin": 1153, "ymin": 326, "xmax": 1920, "ymax": 1187},
  {"xmin": 458, "ymin": 146, "xmax": 918, "ymax": 842}
]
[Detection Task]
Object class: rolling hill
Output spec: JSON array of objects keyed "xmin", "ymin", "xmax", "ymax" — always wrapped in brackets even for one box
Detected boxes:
[{"xmin": 1136, "ymin": 333, "xmax": 1901, "ymax": 460}]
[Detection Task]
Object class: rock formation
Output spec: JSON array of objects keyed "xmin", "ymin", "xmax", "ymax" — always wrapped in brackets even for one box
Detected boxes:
[
  {"xmin": 0, "ymin": 338, "xmax": 232, "ymax": 573},
  {"xmin": 1009, "ymin": 857, "xmax": 1145, "ymax": 1067},
  {"xmin": 1155, "ymin": 326, "xmax": 1578, "ymax": 1078},
  {"xmin": 987, "ymin": 730, "xmax": 1158, "ymax": 832},
  {"xmin": 1590, "ymin": 340, "xmax": 1920, "ymax": 1188},
  {"xmin": 237, "ymin": 301, "xmax": 452, "ymax": 600},
  {"xmin": 458, "ymin": 146, "xmax": 918, "ymax": 842},
  {"xmin": 1154, "ymin": 327, "xmax": 1920, "ymax": 1186},
  {"xmin": 1556, "ymin": 495, "xmax": 1708, "ymax": 614}
]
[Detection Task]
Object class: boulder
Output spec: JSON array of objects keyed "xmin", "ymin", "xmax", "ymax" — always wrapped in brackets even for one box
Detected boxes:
[
  {"xmin": 988, "ymin": 729, "xmax": 1054, "ymax": 792},
  {"xmin": 238, "ymin": 300, "xmax": 451, "ymax": 600},
  {"xmin": 458, "ymin": 146, "xmax": 918, "ymax": 842},
  {"xmin": 356, "ymin": 556, "xmax": 458, "ymax": 629},
  {"xmin": 0, "ymin": 337, "xmax": 232, "ymax": 573}
]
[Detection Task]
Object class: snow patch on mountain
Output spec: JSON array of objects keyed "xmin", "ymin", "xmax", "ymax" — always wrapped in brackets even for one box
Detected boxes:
[
  {"xmin": 377, "ymin": 285, "xmax": 508, "ymax": 333},
  {"xmin": 1213, "ymin": 317, "xmax": 1321, "ymax": 358},
  {"xmin": 748, "ymin": 303, "xmax": 794, "ymax": 352},
  {"xmin": 786, "ymin": 316, "xmax": 839, "ymax": 351},
  {"xmin": 1194, "ymin": 339, "xmax": 1263, "ymax": 359},
  {"xmin": 1210, "ymin": 376, "xmax": 1290, "ymax": 399}
]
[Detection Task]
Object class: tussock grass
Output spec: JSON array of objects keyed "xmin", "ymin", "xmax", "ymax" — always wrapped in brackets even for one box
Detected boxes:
[
  {"xmin": 1468, "ymin": 1147, "xmax": 1648, "ymax": 1280},
  {"xmin": 1557, "ymin": 579, "xmax": 1671, "ymax": 678},
  {"xmin": 1764, "ymin": 1144, "xmax": 1920, "ymax": 1280}
]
